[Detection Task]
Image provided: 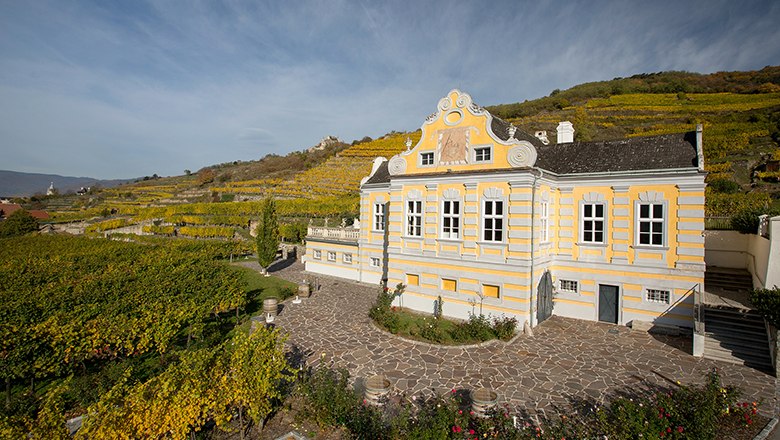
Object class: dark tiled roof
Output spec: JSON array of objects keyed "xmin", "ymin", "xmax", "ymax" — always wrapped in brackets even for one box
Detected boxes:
[
  {"xmin": 535, "ymin": 132, "xmax": 698, "ymax": 174},
  {"xmin": 363, "ymin": 161, "xmax": 391, "ymax": 185},
  {"xmin": 490, "ymin": 116, "xmax": 542, "ymax": 146}
]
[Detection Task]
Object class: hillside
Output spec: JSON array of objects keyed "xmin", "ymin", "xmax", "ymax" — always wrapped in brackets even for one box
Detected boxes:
[
  {"xmin": 0, "ymin": 169, "xmax": 133, "ymax": 197},
  {"xmin": 29, "ymin": 66, "xmax": 780, "ymax": 238}
]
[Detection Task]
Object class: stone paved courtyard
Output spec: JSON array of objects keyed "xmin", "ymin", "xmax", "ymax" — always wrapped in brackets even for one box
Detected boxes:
[{"xmin": 251, "ymin": 260, "xmax": 778, "ymax": 418}]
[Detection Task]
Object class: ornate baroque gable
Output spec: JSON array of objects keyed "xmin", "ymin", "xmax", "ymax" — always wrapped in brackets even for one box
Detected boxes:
[{"xmin": 387, "ymin": 89, "xmax": 538, "ymax": 176}]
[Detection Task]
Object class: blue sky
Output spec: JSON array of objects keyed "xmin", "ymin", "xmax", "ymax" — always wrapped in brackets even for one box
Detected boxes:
[{"xmin": 1, "ymin": 0, "xmax": 779, "ymax": 179}]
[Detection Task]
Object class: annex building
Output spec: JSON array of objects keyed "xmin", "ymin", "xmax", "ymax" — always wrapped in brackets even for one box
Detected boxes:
[{"xmin": 304, "ymin": 89, "xmax": 706, "ymax": 330}]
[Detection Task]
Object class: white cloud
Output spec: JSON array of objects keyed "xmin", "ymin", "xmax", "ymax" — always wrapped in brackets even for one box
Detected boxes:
[{"xmin": 1, "ymin": 0, "xmax": 779, "ymax": 178}]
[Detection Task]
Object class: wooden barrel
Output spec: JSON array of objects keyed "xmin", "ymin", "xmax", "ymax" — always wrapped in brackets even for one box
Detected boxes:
[
  {"xmin": 470, "ymin": 388, "xmax": 498, "ymax": 418},
  {"xmin": 364, "ymin": 374, "xmax": 391, "ymax": 406},
  {"xmin": 262, "ymin": 297, "xmax": 278, "ymax": 317}
]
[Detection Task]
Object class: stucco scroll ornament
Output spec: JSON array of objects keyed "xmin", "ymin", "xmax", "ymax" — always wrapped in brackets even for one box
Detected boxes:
[
  {"xmin": 388, "ymin": 156, "xmax": 407, "ymax": 176},
  {"xmin": 456, "ymin": 92, "xmax": 472, "ymax": 108},
  {"xmin": 469, "ymin": 103, "xmax": 485, "ymax": 115},
  {"xmin": 506, "ymin": 142, "xmax": 538, "ymax": 168},
  {"xmin": 438, "ymin": 96, "xmax": 452, "ymax": 112}
]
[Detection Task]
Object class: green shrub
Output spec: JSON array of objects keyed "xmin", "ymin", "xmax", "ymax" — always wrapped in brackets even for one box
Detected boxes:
[
  {"xmin": 730, "ymin": 206, "xmax": 775, "ymax": 234},
  {"xmin": 491, "ymin": 316, "xmax": 518, "ymax": 341},
  {"xmin": 296, "ymin": 367, "xmax": 360, "ymax": 428},
  {"xmin": 420, "ymin": 320, "xmax": 448, "ymax": 343},
  {"xmin": 751, "ymin": 287, "xmax": 780, "ymax": 328},
  {"xmin": 292, "ymin": 368, "xmax": 759, "ymax": 440},
  {"xmin": 454, "ymin": 314, "xmax": 494, "ymax": 342},
  {"xmin": 707, "ymin": 177, "xmax": 741, "ymax": 194}
]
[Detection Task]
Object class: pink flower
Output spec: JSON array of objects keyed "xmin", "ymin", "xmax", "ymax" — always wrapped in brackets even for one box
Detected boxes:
[
  {"xmin": 677, "ymin": 426, "xmax": 684, "ymax": 433},
  {"xmin": 469, "ymin": 429, "xmax": 475, "ymax": 434}
]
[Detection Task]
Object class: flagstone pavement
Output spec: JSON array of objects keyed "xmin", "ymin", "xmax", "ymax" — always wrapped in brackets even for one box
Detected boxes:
[{"xmin": 251, "ymin": 260, "xmax": 778, "ymax": 418}]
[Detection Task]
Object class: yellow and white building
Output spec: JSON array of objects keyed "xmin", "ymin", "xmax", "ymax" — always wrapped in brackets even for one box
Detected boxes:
[{"xmin": 304, "ymin": 89, "xmax": 706, "ymax": 330}]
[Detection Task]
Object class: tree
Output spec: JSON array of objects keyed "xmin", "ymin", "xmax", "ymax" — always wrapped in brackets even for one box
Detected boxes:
[
  {"xmin": 255, "ymin": 197, "xmax": 279, "ymax": 275},
  {"xmin": 0, "ymin": 209, "xmax": 39, "ymax": 238}
]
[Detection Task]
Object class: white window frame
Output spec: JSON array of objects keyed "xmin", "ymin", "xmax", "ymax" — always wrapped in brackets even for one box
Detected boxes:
[
  {"xmin": 645, "ymin": 288, "xmax": 670, "ymax": 304},
  {"xmin": 540, "ymin": 201, "xmax": 550, "ymax": 242},
  {"xmin": 327, "ymin": 251, "xmax": 336, "ymax": 262},
  {"xmin": 637, "ymin": 202, "xmax": 666, "ymax": 247},
  {"xmin": 482, "ymin": 199, "xmax": 504, "ymax": 242},
  {"xmin": 406, "ymin": 200, "xmax": 423, "ymax": 237},
  {"xmin": 420, "ymin": 152, "xmax": 435, "ymax": 167},
  {"xmin": 581, "ymin": 202, "xmax": 606, "ymax": 244},
  {"xmin": 559, "ymin": 279, "xmax": 578, "ymax": 294},
  {"xmin": 343, "ymin": 253, "xmax": 352, "ymax": 264},
  {"xmin": 370, "ymin": 257, "xmax": 380, "ymax": 268},
  {"xmin": 473, "ymin": 146, "xmax": 492, "ymax": 162},
  {"xmin": 313, "ymin": 249, "xmax": 321, "ymax": 260},
  {"xmin": 373, "ymin": 202, "xmax": 386, "ymax": 232},
  {"xmin": 441, "ymin": 200, "xmax": 460, "ymax": 239}
]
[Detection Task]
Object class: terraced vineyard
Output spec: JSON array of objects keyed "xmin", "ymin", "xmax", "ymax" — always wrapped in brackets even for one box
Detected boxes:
[
  {"xmin": 36, "ymin": 68, "xmax": 780, "ymax": 236},
  {"xmin": 503, "ymin": 92, "xmax": 780, "ymax": 215},
  {"xmin": 212, "ymin": 131, "xmax": 421, "ymax": 199}
]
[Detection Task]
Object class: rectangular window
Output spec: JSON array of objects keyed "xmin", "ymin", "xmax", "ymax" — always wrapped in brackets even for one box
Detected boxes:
[
  {"xmin": 483, "ymin": 200, "xmax": 504, "ymax": 242},
  {"xmin": 482, "ymin": 284, "xmax": 500, "ymax": 298},
  {"xmin": 343, "ymin": 253, "xmax": 352, "ymax": 264},
  {"xmin": 327, "ymin": 251, "xmax": 336, "ymax": 262},
  {"xmin": 474, "ymin": 147, "xmax": 491, "ymax": 162},
  {"xmin": 421, "ymin": 152, "xmax": 434, "ymax": 166},
  {"xmin": 441, "ymin": 200, "xmax": 460, "ymax": 239},
  {"xmin": 646, "ymin": 288, "xmax": 670, "ymax": 304},
  {"xmin": 407, "ymin": 200, "xmax": 422, "ymax": 237},
  {"xmin": 373, "ymin": 203, "xmax": 386, "ymax": 231},
  {"xmin": 442, "ymin": 278, "xmax": 457, "ymax": 291},
  {"xmin": 370, "ymin": 257, "xmax": 380, "ymax": 268},
  {"xmin": 313, "ymin": 250, "xmax": 321, "ymax": 259},
  {"xmin": 540, "ymin": 201, "xmax": 549, "ymax": 242},
  {"xmin": 638, "ymin": 203, "xmax": 664, "ymax": 246},
  {"xmin": 407, "ymin": 274, "xmax": 419, "ymax": 286},
  {"xmin": 582, "ymin": 203, "xmax": 605, "ymax": 243},
  {"xmin": 559, "ymin": 279, "xmax": 578, "ymax": 293}
]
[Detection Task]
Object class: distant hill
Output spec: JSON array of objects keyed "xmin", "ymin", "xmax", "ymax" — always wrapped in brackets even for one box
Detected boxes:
[
  {"xmin": 37, "ymin": 66, "xmax": 780, "ymax": 223},
  {"xmin": 0, "ymin": 170, "xmax": 133, "ymax": 197}
]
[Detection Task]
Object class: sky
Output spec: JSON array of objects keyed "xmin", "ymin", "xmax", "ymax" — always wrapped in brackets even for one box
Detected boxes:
[{"xmin": 1, "ymin": 1, "xmax": 779, "ymax": 180}]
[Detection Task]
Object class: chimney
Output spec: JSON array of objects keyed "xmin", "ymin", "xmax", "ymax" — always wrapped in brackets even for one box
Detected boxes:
[
  {"xmin": 696, "ymin": 124, "xmax": 704, "ymax": 172},
  {"xmin": 556, "ymin": 121, "xmax": 574, "ymax": 144}
]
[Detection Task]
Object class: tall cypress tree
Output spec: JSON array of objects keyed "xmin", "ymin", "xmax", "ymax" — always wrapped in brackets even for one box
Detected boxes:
[{"xmin": 255, "ymin": 197, "xmax": 279, "ymax": 275}]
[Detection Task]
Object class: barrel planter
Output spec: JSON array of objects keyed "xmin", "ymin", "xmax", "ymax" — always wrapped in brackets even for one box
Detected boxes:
[
  {"xmin": 262, "ymin": 297, "xmax": 279, "ymax": 318},
  {"xmin": 364, "ymin": 374, "xmax": 391, "ymax": 406},
  {"xmin": 470, "ymin": 388, "xmax": 498, "ymax": 418}
]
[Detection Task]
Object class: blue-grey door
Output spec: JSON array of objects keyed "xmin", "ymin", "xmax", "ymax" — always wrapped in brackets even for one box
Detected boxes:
[
  {"xmin": 598, "ymin": 284, "xmax": 619, "ymax": 323},
  {"xmin": 537, "ymin": 271, "xmax": 554, "ymax": 324}
]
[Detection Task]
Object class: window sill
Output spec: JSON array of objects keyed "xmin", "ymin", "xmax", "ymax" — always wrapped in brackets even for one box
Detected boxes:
[
  {"xmin": 632, "ymin": 245, "xmax": 669, "ymax": 251},
  {"xmin": 576, "ymin": 242, "xmax": 608, "ymax": 248},
  {"xmin": 438, "ymin": 238, "xmax": 462, "ymax": 243},
  {"xmin": 477, "ymin": 241, "xmax": 505, "ymax": 246}
]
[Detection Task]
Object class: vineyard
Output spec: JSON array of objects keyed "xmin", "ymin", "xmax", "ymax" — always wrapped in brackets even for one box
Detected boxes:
[
  {"xmin": 503, "ymin": 91, "xmax": 780, "ymax": 215},
  {"xmin": 0, "ymin": 235, "xmax": 296, "ymax": 437},
  {"xmin": 26, "ymin": 67, "xmax": 780, "ymax": 229}
]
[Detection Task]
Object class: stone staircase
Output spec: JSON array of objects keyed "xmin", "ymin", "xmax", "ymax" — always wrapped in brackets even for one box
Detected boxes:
[
  {"xmin": 704, "ymin": 267, "xmax": 753, "ymax": 292},
  {"xmin": 703, "ymin": 307, "xmax": 773, "ymax": 372},
  {"xmin": 701, "ymin": 267, "xmax": 773, "ymax": 373}
]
